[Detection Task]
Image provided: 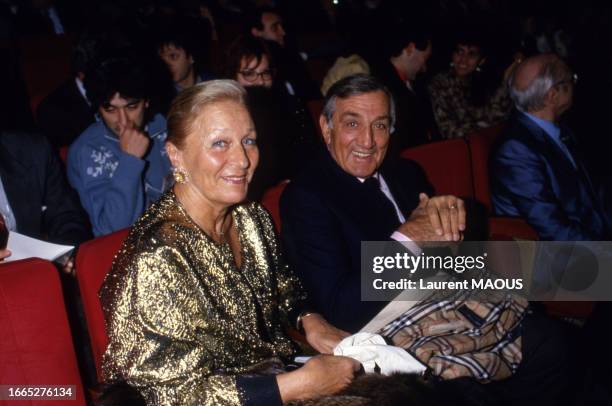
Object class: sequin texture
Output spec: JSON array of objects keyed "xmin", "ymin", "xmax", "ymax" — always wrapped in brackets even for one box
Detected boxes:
[{"xmin": 100, "ymin": 190, "xmax": 306, "ymax": 405}]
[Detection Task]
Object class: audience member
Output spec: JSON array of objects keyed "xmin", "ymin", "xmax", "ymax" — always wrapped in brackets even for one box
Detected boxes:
[
  {"xmin": 366, "ymin": 22, "xmax": 436, "ymax": 150},
  {"xmin": 280, "ymin": 74, "xmax": 571, "ymax": 406},
  {"xmin": 100, "ymin": 80, "xmax": 360, "ymax": 405},
  {"xmin": 247, "ymin": 6, "xmax": 321, "ymax": 101},
  {"xmin": 224, "ymin": 36, "xmax": 319, "ymax": 200},
  {"xmin": 67, "ymin": 55, "xmax": 171, "ymax": 237},
  {"xmin": 12, "ymin": 0, "xmax": 79, "ymax": 37},
  {"xmin": 429, "ymin": 29, "xmax": 516, "ymax": 138},
  {"xmin": 36, "ymin": 31, "xmax": 99, "ymax": 148},
  {"xmin": 0, "ymin": 128, "xmax": 91, "ymax": 258},
  {"xmin": 491, "ymin": 53, "xmax": 611, "ymax": 240},
  {"xmin": 155, "ymin": 21, "xmax": 214, "ymax": 94},
  {"xmin": 321, "ymin": 53, "xmax": 370, "ymax": 96}
]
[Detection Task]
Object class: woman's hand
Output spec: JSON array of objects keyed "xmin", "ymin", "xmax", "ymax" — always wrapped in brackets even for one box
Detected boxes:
[
  {"xmin": 0, "ymin": 249, "xmax": 11, "ymax": 261},
  {"xmin": 276, "ymin": 355, "xmax": 361, "ymax": 403},
  {"xmin": 302, "ymin": 313, "xmax": 351, "ymax": 354}
]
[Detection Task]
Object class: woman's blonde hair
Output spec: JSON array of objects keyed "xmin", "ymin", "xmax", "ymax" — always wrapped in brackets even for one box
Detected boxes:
[{"xmin": 166, "ymin": 80, "xmax": 248, "ymax": 149}]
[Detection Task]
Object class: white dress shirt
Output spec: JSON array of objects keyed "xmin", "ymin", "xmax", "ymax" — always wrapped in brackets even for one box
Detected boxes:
[{"xmin": 358, "ymin": 173, "xmax": 421, "ymax": 254}]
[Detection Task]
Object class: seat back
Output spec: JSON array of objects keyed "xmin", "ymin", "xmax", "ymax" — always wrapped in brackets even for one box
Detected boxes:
[
  {"xmin": 0, "ymin": 258, "xmax": 86, "ymax": 405},
  {"xmin": 306, "ymin": 99, "xmax": 324, "ymax": 138},
  {"xmin": 19, "ymin": 36, "xmax": 73, "ymax": 115},
  {"xmin": 488, "ymin": 216, "xmax": 539, "ymax": 241},
  {"xmin": 261, "ymin": 180, "xmax": 290, "ymax": 233},
  {"xmin": 75, "ymin": 228, "xmax": 129, "ymax": 380},
  {"xmin": 467, "ymin": 123, "xmax": 506, "ymax": 211},
  {"xmin": 400, "ymin": 139, "xmax": 474, "ymax": 198}
]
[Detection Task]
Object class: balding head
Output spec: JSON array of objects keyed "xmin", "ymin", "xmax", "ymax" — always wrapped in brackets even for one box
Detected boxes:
[{"xmin": 508, "ymin": 54, "xmax": 573, "ymax": 114}]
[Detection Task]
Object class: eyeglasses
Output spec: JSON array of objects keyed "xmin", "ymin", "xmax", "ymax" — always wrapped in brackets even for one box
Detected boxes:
[
  {"xmin": 554, "ymin": 73, "xmax": 578, "ymax": 87},
  {"xmin": 239, "ymin": 69, "xmax": 274, "ymax": 82}
]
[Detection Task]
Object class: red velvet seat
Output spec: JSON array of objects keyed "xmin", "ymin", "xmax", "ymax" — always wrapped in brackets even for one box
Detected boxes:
[
  {"xmin": 59, "ymin": 146, "xmax": 68, "ymax": 166},
  {"xmin": 400, "ymin": 139, "xmax": 474, "ymax": 198},
  {"xmin": 75, "ymin": 228, "xmax": 129, "ymax": 379},
  {"xmin": 466, "ymin": 123, "xmax": 506, "ymax": 211},
  {"xmin": 488, "ymin": 217, "xmax": 539, "ymax": 241},
  {"xmin": 261, "ymin": 180, "xmax": 290, "ymax": 233},
  {"xmin": 0, "ymin": 258, "xmax": 86, "ymax": 405},
  {"xmin": 306, "ymin": 99, "xmax": 324, "ymax": 138},
  {"xmin": 19, "ymin": 36, "xmax": 73, "ymax": 116}
]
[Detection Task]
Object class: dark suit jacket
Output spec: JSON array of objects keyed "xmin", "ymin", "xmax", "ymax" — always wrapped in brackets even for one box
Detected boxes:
[
  {"xmin": 280, "ymin": 151, "xmax": 432, "ymax": 332},
  {"xmin": 0, "ymin": 130, "xmax": 91, "ymax": 245},
  {"xmin": 368, "ymin": 58, "xmax": 437, "ymax": 153},
  {"xmin": 36, "ymin": 79, "xmax": 95, "ymax": 148},
  {"xmin": 491, "ymin": 112, "xmax": 610, "ymax": 240}
]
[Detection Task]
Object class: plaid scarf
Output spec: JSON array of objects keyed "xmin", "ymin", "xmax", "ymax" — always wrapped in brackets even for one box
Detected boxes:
[{"xmin": 379, "ymin": 291, "xmax": 528, "ymax": 382}]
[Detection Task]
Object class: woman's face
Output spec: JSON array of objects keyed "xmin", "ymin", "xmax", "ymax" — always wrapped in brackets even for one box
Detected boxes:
[
  {"xmin": 236, "ymin": 54, "xmax": 274, "ymax": 88},
  {"xmin": 169, "ymin": 100, "xmax": 259, "ymax": 209},
  {"xmin": 451, "ymin": 44, "xmax": 484, "ymax": 77}
]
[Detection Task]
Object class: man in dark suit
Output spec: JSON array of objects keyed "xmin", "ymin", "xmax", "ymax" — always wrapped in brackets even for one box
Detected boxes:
[
  {"xmin": 491, "ymin": 53, "xmax": 610, "ymax": 240},
  {"xmin": 366, "ymin": 23, "xmax": 436, "ymax": 152},
  {"xmin": 280, "ymin": 74, "xmax": 465, "ymax": 332},
  {"xmin": 0, "ymin": 129, "xmax": 92, "ymax": 261}
]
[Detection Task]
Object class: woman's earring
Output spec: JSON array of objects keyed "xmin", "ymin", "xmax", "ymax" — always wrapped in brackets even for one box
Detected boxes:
[
  {"xmin": 450, "ymin": 62, "xmax": 454, "ymax": 67},
  {"xmin": 476, "ymin": 65, "xmax": 482, "ymax": 72},
  {"xmin": 173, "ymin": 167, "xmax": 189, "ymax": 184}
]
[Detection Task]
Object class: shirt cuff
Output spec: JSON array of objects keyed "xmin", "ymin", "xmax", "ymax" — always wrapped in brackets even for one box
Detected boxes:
[
  {"xmin": 390, "ymin": 231, "xmax": 422, "ymax": 256},
  {"xmin": 236, "ymin": 375, "xmax": 282, "ymax": 406}
]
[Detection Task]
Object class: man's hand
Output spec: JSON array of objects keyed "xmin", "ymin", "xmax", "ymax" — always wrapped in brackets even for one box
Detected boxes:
[
  {"xmin": 118, "ymin": 124, "xmax": 150, "ymax": 159},
  {"xmin": 277, "ymin": 355, "xmax": 360, "ymax": 402},
  {"xmin": 62, "ymin": 258, "xmax": 75, "ymax": 276},
  {"xmin": 302, "ymin": 313, "xmax": 351, "ymax": 354},
  {"xmin": 398, "ymin": 193, "xmax": 466, "ymax": 243},
  {"xmin": 0, "ymin": 249, "xmax": 11, "ymax": 261}
]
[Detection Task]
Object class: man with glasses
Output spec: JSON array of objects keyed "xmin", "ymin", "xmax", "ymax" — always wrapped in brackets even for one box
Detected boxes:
[{"xmin": 491, "ymin": 54, "xmax": 610, "ymax": 240}]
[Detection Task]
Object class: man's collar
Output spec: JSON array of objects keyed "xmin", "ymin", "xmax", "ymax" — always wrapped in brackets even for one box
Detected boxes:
[
  {"xmin": 522, "ymin": 111, "xmax": 560, "ymax": 140},
  {"xmin": 357, "ymin": 172, "xmax": 379, "ymax": 183}
]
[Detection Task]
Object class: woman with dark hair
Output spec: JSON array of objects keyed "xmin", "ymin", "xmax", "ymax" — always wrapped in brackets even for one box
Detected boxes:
[{"xmin": 428, "ymin": 30, "xmax": 518, "ymax": 139}]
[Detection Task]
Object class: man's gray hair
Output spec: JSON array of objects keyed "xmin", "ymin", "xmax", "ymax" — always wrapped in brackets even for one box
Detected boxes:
[
  {"xmin": 322, "ymin": 74, "xmax": 396, "ymax": 133},
  {"xmin": 508, "ymin": 59, "xmax": 569, "ymax": 113}
]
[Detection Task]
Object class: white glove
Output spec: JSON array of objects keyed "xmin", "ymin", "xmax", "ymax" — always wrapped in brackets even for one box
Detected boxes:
[{"xmin": 333, "ymin": 332, "xmax": 426, "ymax": 376}]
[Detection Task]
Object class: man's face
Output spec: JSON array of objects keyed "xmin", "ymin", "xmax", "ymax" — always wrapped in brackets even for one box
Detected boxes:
[
  {"xmin": 552, "ymin": 72, "xmax": 575, "ymax": 117},
  {"xmin": 158, "ymin": 43, "xmax": 194, "ymax": 84},
  {"xmin": 99, "ymin": 93, "xmax": 148, "ymax": 136},
  {"xmin": 256, "ymin": 12, "xmax": 286, "ymax": 46},
  {"xmin": 321, "ymin": 91, "xmax": 391, "ymax": 178},
  {"xmin": 405, "ymin": 42, "xmax": 432, "ymax": 81}
]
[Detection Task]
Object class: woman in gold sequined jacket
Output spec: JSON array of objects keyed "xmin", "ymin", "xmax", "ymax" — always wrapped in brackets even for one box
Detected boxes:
[{"xmin": 99, "ymin": 80, "xmax": 360, "ymax": 406}]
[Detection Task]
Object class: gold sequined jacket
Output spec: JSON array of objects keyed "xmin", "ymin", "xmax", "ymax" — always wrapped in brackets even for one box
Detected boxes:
[{"xmin": 100, "ymin": 191, "xmax": 306, "ymax": 405}]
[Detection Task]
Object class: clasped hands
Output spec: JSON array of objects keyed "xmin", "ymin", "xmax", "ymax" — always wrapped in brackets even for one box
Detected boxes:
[{"xmin": 398, "ymin": 193, "xmax": 466, "ymax": 245}]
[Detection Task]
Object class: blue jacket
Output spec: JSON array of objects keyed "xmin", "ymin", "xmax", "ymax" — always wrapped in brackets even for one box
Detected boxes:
[
  {"xmin": 67, "ymin": 114, "xmax": 171, "ymax": 236},
  {"xmin": 491, "ymin": 112, "xmax": 610, "ymax": 240}
]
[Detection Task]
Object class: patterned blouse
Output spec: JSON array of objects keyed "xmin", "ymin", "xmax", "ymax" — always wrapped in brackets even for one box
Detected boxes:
[
  {"xmin": 428, "ymin": 70, "xmax": 512, "ymax": 139},
  {"xmin": 100, "ymin": 190, "xmax": 305, "ymax": 405}
]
